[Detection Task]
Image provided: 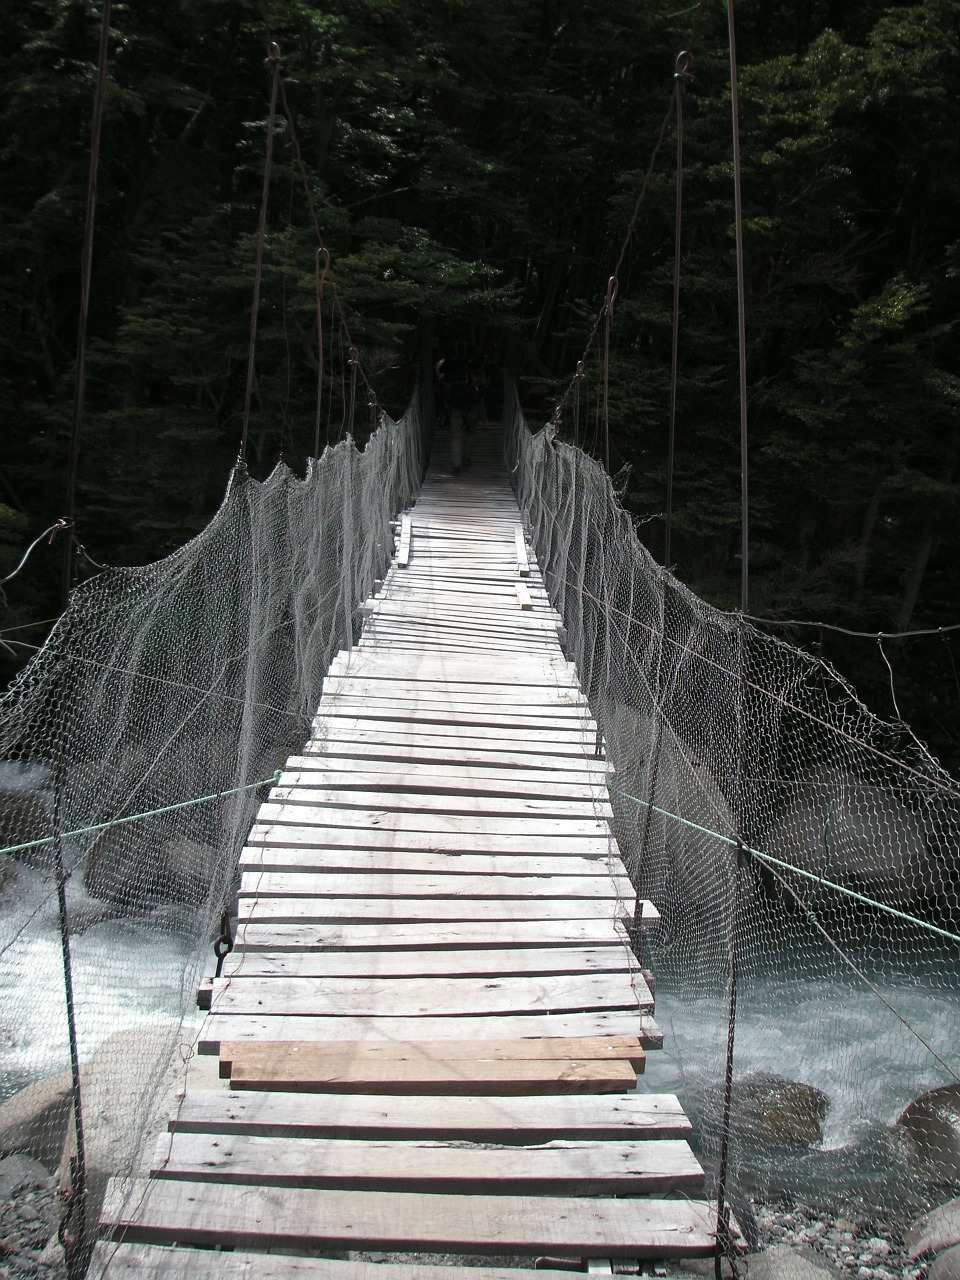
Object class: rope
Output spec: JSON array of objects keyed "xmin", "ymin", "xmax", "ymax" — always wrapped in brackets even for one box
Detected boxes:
[
  {"xmin": 0, "ymin": 771, "xmax": 282, "ymax": 860},
  {"xmin": 726, "ymin": 0, "xmax": 750, "ymax": 613},
  {"xmin": 0, "ymin": 521, "xmax": 73, "ymax": 587},
  {"xmin": 240, "ymin": 42, "xmax": 281, "ymax": 464},
  {"xmin": 665, "ymin": 52, "xmax": 692, "ymax": 568},
  {"xmin": 741, "ymin": 613, "xmax": 960, "ymax": 641},
  {"xmin": 550, "ymin": 74, "xmax": 679, "ymax": 432},
  {"xmin": 612, "ymin": 785, "xmax": 960, "ymax": 945}
]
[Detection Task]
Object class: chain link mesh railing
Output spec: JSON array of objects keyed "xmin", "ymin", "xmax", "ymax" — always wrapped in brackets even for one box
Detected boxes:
[
  {"xmin": 0, "ymin": 390, "xmax": 429, "ymax": 1270},
  {"xmin": 506, "ymin": 379, "xmax": 960, "ymax": 1262}
]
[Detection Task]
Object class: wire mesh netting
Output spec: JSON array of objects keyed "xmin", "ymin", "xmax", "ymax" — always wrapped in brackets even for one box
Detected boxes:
[
  {"xmin": 506, "ymin": 381, "xmax": 960, "ymax": 1257},
  {"xmin": 0, "ymin": 392, "xmax": 428, "ymax": 1269}
]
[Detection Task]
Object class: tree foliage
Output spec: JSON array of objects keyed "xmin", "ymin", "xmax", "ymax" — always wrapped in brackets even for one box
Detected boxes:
[{"xmin": 2, "ymin": 0, "xmax": 959, "ymax": 765}]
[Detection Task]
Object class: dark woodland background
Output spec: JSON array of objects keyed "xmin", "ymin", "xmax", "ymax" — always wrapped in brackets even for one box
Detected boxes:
[{"xmin": 2, "ymin": 0, "xmax": 960, "ymax": 770}]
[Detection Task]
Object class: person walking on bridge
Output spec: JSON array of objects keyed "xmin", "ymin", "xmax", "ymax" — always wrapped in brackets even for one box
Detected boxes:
[{"xmin": 444, "ymin": 352, "xmax": 480, "ymax": 476}]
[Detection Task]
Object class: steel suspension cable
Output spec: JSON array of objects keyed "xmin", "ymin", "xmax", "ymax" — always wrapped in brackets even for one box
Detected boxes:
[{"xmin": 726, "ymin": 0, "xmax": 750, "ymax": 614}]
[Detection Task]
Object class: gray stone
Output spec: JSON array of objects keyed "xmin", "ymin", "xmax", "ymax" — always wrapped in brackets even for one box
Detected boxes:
[
  {"xmin": 0, "ymin": 1075, "xmax": 72, "ymax": 1169},
  {"xmin": 906, "ymin": 1198, "xmax": 960, "ymax": 1260},
  {"xmin": 929, "ymin": 1245, "xmax": 960, "ymax": 1280},
  {"xmin": 758, "ymin": 765, "xmax": 929, "ymax": 907},
  {"xmin": 890, "ymin": 1084, "xmax": 960, "ymax": 1185},
  {"xmin": 744, "ymin": 1244, "xmax": 843, "ymax": 1280}
]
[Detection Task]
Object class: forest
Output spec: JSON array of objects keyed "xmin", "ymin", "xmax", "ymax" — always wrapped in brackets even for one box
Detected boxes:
[{"xmin": 2, "ymin": 0, "xmax": 959, "ymax": 769}]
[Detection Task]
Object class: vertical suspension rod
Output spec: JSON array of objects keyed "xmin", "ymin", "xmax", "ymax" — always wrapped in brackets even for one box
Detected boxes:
[
  {"xmin": 726, "ymin": 0, "xmax": 750, "ymax": 613},
  {"xmin": 57, "ymin": 1, "xmax": 114, "ymax": 1267},
  {"xmin": 665, "ymin": 52, "xmax": 691, "ymax": 570},
  {"xmin": 240, "ymin": 43, "xmax": 282, "ymax": 464}
]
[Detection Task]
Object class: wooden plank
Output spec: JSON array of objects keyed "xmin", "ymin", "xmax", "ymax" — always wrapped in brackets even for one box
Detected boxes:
[
  {"xmin": 308, "ymin": 721, "xmax": 599, "ymax": 752},
  {"xmin": 231, "ymin": 915, "xmax": 649, "ymax": 952},
  {"xmin": 516, "ymin": 581, "xmax": 533, "ymax": 610},
  {"xmin": 101, "ymin": 1179, "xmax": 729, "ymax": 1257},
  {"xmin": 298, "ymin": 738, "xmax": 606, "ymax": 769},
  {"xmin": 295, "ymin": 747, "xmax": 609, "ymax": 777},
  {"xmin": 246, "ymin": 825, "xmax": 616, "ymax": 855},
  {"xmin": 237, "ymin": 872, "xmax": 633, "ymax": 901},
  {"xmin": 223, "ymin": 1057, "xmax": 639, "ymax": 1094},
  {"xmin": 198, "ymin": 1011, "xmax": 664, "ymax": 1055},
  {"xmin": 220, "ymin": 946, "xmax": 637, "ymax": 980},
  {"xmin": 515, "ymin": 524, "xmax": 530, "ymax": 576},
  {"xmin": 152, "ymin": 1133, "xmax": 700, "ymax": 1194},
  {"xmin": 266, "ymin": 786, "xmax": 613, "ymax": 821},
  {"xmin": 219, "ymin": 1034, "xmax": 645, "ymax": 1070},
  {"xmin": 235, "ymin": 896, "xmax": 628, "ymax": 924},
  {"xmin": 88, "ymin": 1243, "xmax": 579, "ymax": 1280},
  {"xmin": 397, "ymin": 512, "xmax": 412, "ymax": 566},
  {"xmin": 255, "ymin": 803, "xmax": 608, "ymax": 838},
  {"xmin": 276, "ymin": 764, "xmax": 611, "ymax": 798},
  {"xmin": 169, "ymin": 1087, "xmax": 690, "ymax": 1141},
  {"xmin": 207, "ymin": 972, "xmax": 651, "ymax": 1017},
  {"xmin": 239, "ymin": 847, "xmax": 621, "ymax": 877}
]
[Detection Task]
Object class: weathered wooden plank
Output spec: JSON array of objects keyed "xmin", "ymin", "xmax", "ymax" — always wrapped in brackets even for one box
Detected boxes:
[
  {"xmin": 308, "ymin": 720, "xmax": 599, "ymax": 751},
  {"xmin": 101, "ymin": 1179, "xmax": 728, "ymax": 1257},
  {"xmin": 219, "ymin": 1034, "xmax": 644, "ymax": 1068},
  {"xmin": 152, "ymin": 1134, "xmax": 700, "ymax": 1194},
  {"xmin": 198, "ymin": 1011, "xmax": 663, "ymax": 1055},
  {"xmin": 168, "ymin": 1087, "xmax": 690, "ymax": 1141},
  {"xmin": 239, "ymin": 846, "xmax": 619, "ymax": 877},
  {"xmin": 317, "ymin": 697, "xmax": 588, "ymax": 721},
  {"xmin": 237, "ymin": 871, "xmax": 632, "ymax": 902},
  {"xmin": 515, "ymin": 524, "xmax": 530, "ymax": 576},
  {"xmin": 219, "ymin": 946, "xmax": 637, "ymax": 981},
  {"xmin": 299, "ymin": 737, "xmax": 606, "ymax": 768},
  {"xmin": 246, "ymin": 825, "xmax": 616, "ymax": 855},
  {"xmin": 255, "ymin": 803, "xmax": 608, "ymax": 838},
  {"xmin": 223, "ymin": 1057, "xmax": 639, "ymax": 1095},
  {"xmin": 321, "ymin": 676, "xmax": 580, "ymax": 702},
  {"xmin": 235, "ymin": 896, "xmax": 627, "ymax": 924},
  {"xmin": 396, "ymin": 511, "xmax": 412, "ymax": 566},
  {"xmin": 88, "ymin": 1243, "xmax": 578, "ymax": 1280},
  {"xmin": 267, "ymin": 786, "xmax": 613, "ymax": 821},
  {"xmin": 231, "ymin": 915, "xmax": 652, "ymax": 953},
  {"xmin": 207, "ymin": 972, "xmax": 650, "ymax": 1017},
  {"xmin": 277, "ymin": 763, "xmax": 612, "ymax": 798}
]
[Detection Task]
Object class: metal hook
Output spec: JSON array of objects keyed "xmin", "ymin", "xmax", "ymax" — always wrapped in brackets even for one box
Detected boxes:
[
  {"xmin": 605, "ymin": 276, "xmax": 618, "ymax": 314},
  {"xmin": 575, "ymin": 359, "xmax": 585, "ymax": 380},
  {"xmin": 265, "ymin": 41, "xmax": 281, "ymax": 66},
  {"xmin": 675, "ymin": 49, "xmax": 693, "ymax": 80}
]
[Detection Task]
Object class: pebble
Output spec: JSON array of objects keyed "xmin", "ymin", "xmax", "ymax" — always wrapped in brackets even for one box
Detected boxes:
[
  {"xmin": 0, "ymin": 1155, "xmax": 64, "ymax": 1280},
  {"xmin": 754, "ymin": 1199, "xmax": 921, "ymax": 1280}
]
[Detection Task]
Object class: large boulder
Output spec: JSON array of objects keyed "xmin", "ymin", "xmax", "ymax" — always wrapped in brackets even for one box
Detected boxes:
[
  {"xmin": 733, "ymin": 1074, "xmax": 829, "ymax": 1147},
  {"xmin": 906, "ymin": 1197, "xmax": 960, "ymax": 1259},
  {"xmin": 759, "ymin": 765, "xmax": 929, "ymax": 907},
  {"xmin": 0, "ymin": 1071, "xmax": 73, "ymax": 1169},
  {"xmin": 891, "ymin": 1084, "xmax": 960, "ymax": 1185}
]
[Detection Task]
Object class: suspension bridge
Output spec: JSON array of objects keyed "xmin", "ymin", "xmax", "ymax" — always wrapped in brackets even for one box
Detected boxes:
[{"xmin": 87, "ymin": 419, "xmax": 738, "ymax": 1276}]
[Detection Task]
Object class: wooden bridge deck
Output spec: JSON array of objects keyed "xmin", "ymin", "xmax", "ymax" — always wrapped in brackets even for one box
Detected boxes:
[{"xmin": 92, "ymin": 426, "xmax": 731, "ymax": 1277}]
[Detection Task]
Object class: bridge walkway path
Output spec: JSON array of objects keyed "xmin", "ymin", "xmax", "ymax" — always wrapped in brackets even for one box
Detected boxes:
[{"xmin": 92, "ymin": 422, "xmax": 735, "ymax": 1277}]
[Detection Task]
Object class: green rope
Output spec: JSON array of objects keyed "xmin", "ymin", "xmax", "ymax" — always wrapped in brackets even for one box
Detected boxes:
[
  {"xmin": 614, "ymin": 786, "xmax": 960, "ymax": 946},
  {"xmin": 0, "ymin": 771, "xmax": 282, "ymax": 859}
]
